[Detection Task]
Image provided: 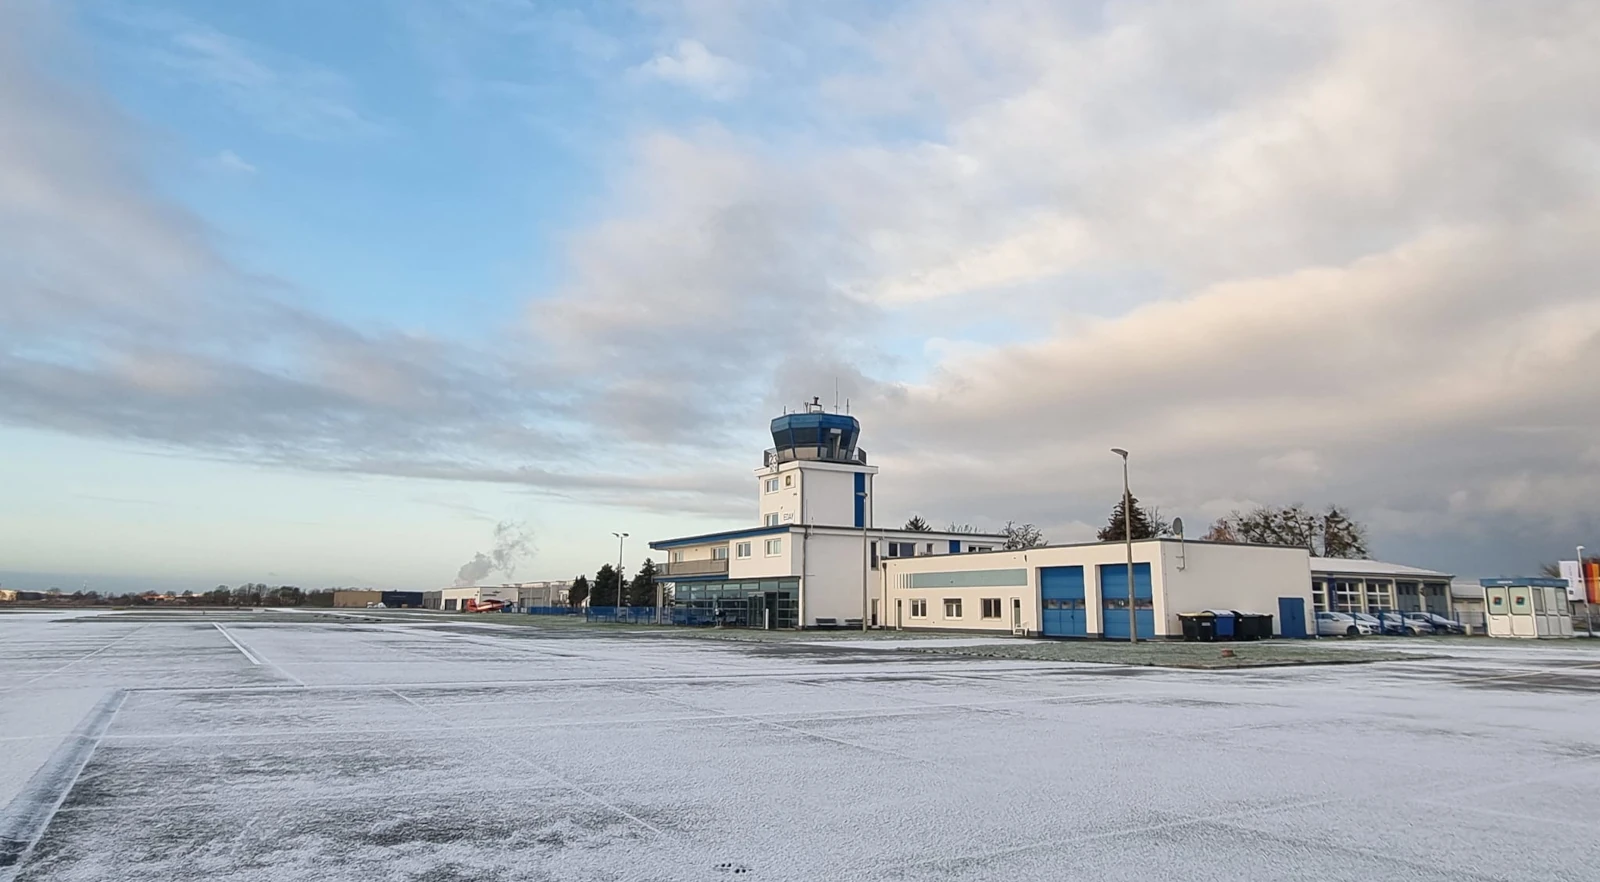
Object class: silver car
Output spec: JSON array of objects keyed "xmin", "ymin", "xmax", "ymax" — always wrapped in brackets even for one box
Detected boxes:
[{"xmin": 1315, "ymin": 611, "xmax": 1374, "ymax": 637}]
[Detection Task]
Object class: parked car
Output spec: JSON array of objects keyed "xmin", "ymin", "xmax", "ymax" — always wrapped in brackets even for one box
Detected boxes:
[
  {"xmin": 1353, "ymin": 611, "xmax": 1429, "ymax": 636},
  {"xmin": 1315, "ymin": 611, "xmax": 1374, "ymax": 637},
  {"xmin": 1405, "ymin": 611, "xmax": 1465, "ymax": 634}
]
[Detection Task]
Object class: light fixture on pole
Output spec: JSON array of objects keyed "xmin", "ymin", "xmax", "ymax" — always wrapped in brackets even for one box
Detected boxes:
[
  {"xmin": 612, "ymin": 532, "xmax": 629, "ymax": 611},
  {"xmin": 1580, "ymin": 544, "xmax": 1592, "ymax": 638},
  {"xmin": 1111, "ymin": 448, "xmax": 1136, "ymax": 643},
  {"xmin": 859, "ymin": 490, "xmax": 870, "ymax": 632}
]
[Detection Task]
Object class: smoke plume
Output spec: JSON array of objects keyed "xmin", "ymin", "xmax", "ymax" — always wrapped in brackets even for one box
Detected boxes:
[{"xmin": 453, "ymin": 521, "xmax": 534, "ymax": 586}]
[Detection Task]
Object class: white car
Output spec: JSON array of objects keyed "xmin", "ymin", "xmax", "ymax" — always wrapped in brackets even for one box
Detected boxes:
[{"xmin": 1315, "ymin": 611, "xmax": 1374, "ymax": 637}]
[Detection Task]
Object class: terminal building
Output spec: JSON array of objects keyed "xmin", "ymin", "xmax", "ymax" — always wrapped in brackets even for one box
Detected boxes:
[
  {"xmin": 651, "ymin": 403, "xmax": 1467, "ymax": 638},
  {"xmin": 649, "ymin": 401, "xmax": 1006, "ymax": 628}
]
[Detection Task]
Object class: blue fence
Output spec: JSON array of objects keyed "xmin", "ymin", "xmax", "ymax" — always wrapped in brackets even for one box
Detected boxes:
[{"xmin": 524, "ymin": 606, "xmax": 581, "ymax": 617}]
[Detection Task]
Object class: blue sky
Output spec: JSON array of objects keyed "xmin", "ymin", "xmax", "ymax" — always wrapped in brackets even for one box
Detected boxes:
[{"xmin": 2, "ymin": 0, "xmax": 1598, "ymax": 593}]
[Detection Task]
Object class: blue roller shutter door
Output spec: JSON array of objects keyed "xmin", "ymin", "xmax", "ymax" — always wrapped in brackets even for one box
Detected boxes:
[
  {"xmin": 1099, "ymin": 563, "xmax": 1153, "ymax": 639},
  {"xmin": 1040, "ymin": 566, "xmax": 1087, "ymax": 637}
]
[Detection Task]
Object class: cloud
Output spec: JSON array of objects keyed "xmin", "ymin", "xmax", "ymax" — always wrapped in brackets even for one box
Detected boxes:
[
  {"xmin": 106, "ymin": 9, "xmax": 379, "ymax": 140},
  {"xmin": 635, "ymin": 39, "xmax": 748, "ymax": 99},
  {"xmin": 4, "ymin": 0, "xmax": 1600, "ymax": 578},
  {"xmin": 210, "ymin": 149, "xmax": 256, "ymax": 174}
]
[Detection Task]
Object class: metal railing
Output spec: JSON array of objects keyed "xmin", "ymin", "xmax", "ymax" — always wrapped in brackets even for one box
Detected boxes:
[
  {"xmin": 659, "ymin": 559, "xmax": 729, "ymax": 577},
  {"xmin": 763, "ymin": 446, "xmax": 869, "ymax": 467}
]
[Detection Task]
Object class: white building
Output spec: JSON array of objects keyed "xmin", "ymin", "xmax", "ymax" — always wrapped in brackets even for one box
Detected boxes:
[
  {"xmin": 881, "ymin": 539, "xmax": 1315, "ymax": 638},
  {"xmin": 1309, "ymin": 558, "xmax": 1454, "ymax": 617},
  {"xmin": 649, "ymin": 401, "xmax": 1006, "ymax": 628}
]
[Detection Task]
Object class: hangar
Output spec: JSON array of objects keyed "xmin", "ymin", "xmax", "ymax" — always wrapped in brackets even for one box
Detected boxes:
[{"xmin": 880, "ymin": 539, "xmax": 1314, "ymax": 639}]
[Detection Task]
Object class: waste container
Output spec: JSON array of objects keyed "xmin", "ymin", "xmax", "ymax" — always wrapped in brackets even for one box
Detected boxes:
[
  {"xmin": 1232, "ymin": 612, "xmax": 1274, "ymax": 641},
  {"xmin": 1178, "ymin": 612, "xmax": 1216, "ymax": 642},
  {"xmin": 1206, "ymin": 610, "xmax": 1236, "ymax": 640}
]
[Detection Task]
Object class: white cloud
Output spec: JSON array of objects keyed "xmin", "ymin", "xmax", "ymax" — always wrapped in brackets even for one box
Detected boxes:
[
  {"xmin": 635, "ymin": 39, "xmax": 748, "ymax": 99},
  {"xmin": 211, "ymin": 150, "xmax": 256, "ymax": 174}
]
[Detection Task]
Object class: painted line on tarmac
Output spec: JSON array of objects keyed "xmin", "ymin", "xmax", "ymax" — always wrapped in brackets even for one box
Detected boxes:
[
  {"xmin": 213, "ymin": 623, "xmax": 261, "ymax": 665},
  {"xmin": 0, "ymin": 689, "xmax": 127, "ymax": 881}
]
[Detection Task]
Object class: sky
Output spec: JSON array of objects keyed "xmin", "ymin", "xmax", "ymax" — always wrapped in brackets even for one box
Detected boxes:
[{"xmin": 1, "ymin": 0, "xmax": 1597, "ymax": 593}]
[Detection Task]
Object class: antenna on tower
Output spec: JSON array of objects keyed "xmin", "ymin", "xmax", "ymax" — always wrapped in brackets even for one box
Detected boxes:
[
  {"xmin": 845, "ymin": 397, "xmax": 850, "ymax": 415},
  {"xmin": 834, "ymin": 378, "xmax": 839, "ymax": 412}
]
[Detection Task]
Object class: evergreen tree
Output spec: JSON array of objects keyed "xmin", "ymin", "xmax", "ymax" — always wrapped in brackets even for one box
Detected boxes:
[
  {"xmin": 1318, "ymin": 505, "xmax": 1369, "ymax": 559},
  {"xmin": 569, "ymin": 575, "xmax": 590, "ymax": 608},
  {"xmin": 593, "ymin": 564, "xmax": 621, "ymax": 607},
  {"xmin": 1096, "ymin": 495, "xmax": 1159, "ymax": 542},
  {"xmin": 903, "ymin": 515, "xmax": 933, "ymax": 532},
  {"xmin": 626, "ymin": 559, "xmax": 659, "ymax": 607}
]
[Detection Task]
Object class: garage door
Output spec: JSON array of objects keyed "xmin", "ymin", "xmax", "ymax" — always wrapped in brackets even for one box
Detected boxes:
[
  {"xmin": 1099, "ymin": 563, "xmax": 1154, "ymax": 640},
  {"xmin": 1040, "ymin": 566, "xmax": 1086, "ymax": 637}
]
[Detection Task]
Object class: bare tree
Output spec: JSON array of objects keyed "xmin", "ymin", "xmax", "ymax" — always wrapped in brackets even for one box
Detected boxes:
[{"xmin": 1001, "ymin": 521, "xmax": 1046, "ymax": 550}]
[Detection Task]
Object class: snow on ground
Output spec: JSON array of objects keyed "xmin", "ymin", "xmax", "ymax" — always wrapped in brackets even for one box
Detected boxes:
[{"xmin": 2, "ymin": 614, "xmax": 1598, "ymax": 881}]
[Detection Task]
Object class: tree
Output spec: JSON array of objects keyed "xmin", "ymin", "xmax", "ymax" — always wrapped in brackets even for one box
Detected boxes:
[
  {"xmin": 1096, "ymin": 495, "xmax": 1160, "ymax": 542},
  {"xmin": 1318, "ymin": 505, "xmax": 1369, "ymax": 559},
  {"xmin": 903, "ymin": 515, "xmax": 933, "ymax": 532},
  {"xmin": 569, "ymin": 575, "xmax": 590, "ymax": 608},
  {"xmin": 593, "ymin": 564, "xmax": 622, "ymax": 608},
  {"xmin": 626, "ymin": 559, "xmax": 659, "ymax": 607},
  {"xmin": 1207, "ymin": 504, "xmax": 1371, "ymax": 558},
  {"xmin": 1001, "ymin": 521, "xmax": 1046, "ymax": 550},
  {"xmin": 1202, "ymin": 517, "xmax": 1238, "ymax": 543}
]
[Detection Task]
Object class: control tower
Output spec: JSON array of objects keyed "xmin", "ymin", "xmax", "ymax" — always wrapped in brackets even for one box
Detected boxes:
[{"xmin": 758, "ymin": 398, "xmax": 878, "ymax": 528}]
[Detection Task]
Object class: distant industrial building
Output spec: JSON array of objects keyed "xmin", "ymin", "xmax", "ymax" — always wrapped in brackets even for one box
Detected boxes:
[{"xmin": 426, "ymin": 581, "xmax": 570, "ymax": 612}]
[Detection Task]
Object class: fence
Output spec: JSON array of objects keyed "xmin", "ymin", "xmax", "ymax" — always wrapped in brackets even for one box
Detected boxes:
[{"xmin": 524, "ymin": 606, "xmax": 581, "ymax": 617}]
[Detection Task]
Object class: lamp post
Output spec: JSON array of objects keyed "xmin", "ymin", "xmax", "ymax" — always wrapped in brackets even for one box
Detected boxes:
[
  {"xmin": 612, "ymin": 531, "xmax": 628, "ymax": 612},
  {"xmin": 859, "ymin": 490, "xmax": 870, "ymax": 632},
  {"xmin": 1580, "ymin": 544, "xmax": 1592, "ymax": 638},
  {"xmin": 1111, "ymin": 448, "xmax": 1136, "ymax": 643}
]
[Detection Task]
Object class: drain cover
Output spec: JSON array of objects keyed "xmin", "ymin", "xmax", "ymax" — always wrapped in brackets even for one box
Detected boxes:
[{"xmin": 712, "ymin": 861, "xmax": 753, "ymax": 875}]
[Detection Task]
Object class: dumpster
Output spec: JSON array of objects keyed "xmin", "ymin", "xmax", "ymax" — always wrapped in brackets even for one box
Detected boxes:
[
  {"xmin": 1205, "ymin": 609, "xmax": 1236, "ymax": 640},
  {"xmin": 1232, "ymin": 612, "xmax": 1274, "ymax": 641},
  {"xmin": 1178, "ymin": 612, "xmax": 1216, "ymax": 642}
]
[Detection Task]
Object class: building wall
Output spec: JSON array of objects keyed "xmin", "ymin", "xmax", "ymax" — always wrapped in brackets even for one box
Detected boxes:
[
  {"xmin": 332, "ymin": 589, "xmax": 382, "ymax": 608},
  {"xmin": 757, "ymin": 464, "xmax": 804, "ymax": 526},
  {"xmin": 798, "ymin": 466, "xmax": 873, "ymax": 527},
  {"xmin": 797, "ymin": 532, "xmax": 873, "ymax": 624},
  {"xmin": 727, "ymin": 530, "xmax": 799, "ymax": 580},
  {"xmin": 1158, "ymin": 542, "xmax": 1312, "ymax": 636},
  {"xmin": 883, "ymin": 540, "xmax": 1314, "ymax": 638}
]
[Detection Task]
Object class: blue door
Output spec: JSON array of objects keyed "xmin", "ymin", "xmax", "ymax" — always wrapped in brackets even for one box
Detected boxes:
[
  {"xmin": 1277, "ymin": 597, "xmax": 1307, "ymax": 639},
  {"xmin": 1040, "ymin": 566, "xmax": 1086, "ymax": 637},
  {"xmin": 1099, "ymin": 563, "xmax": 1154, "ymax": 639}
]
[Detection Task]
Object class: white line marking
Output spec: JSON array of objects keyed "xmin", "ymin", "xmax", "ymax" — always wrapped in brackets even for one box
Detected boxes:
[{"xmin": 212, "ymin": 624, "xmax": 260, "ymax": 665}]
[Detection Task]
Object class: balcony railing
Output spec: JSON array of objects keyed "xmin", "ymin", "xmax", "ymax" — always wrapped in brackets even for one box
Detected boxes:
[
  {"xmin": 764, "ymin": 446, "xmax": 869, "ymax": 467},
  {"xmin": 659, "ymin": 559, "xmax": 730, "ymax": 577}
]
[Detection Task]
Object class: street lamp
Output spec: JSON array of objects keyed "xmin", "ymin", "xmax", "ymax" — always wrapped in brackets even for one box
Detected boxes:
[
  {"xmin": 1580, "ymin": 544, "xmax": 1592, "ymax": 638},
  {"xmin": 612, "ymin": 531, "xmax": 628, "ymax": 611},
  {"xmin": 1111, "ymin": 448, "xmax": 1136, "ymax": 643},
  {"xmin": 859, "ymin": 490, "xmax": 870, "ymax": 632}
]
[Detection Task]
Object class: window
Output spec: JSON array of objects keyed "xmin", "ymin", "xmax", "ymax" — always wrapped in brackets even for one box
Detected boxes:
[
  {"xmin": 670, "ymin": 550, "xmax": 683, "ymax": 563},
  {"xmin": 765, "ymin": 538, "xmax": 783, "ymax": 556},
  {"xmin": 910, "ymin": 599, "xmax": 927, "ymax": 618},
  {"xmin": 765, "ymin": 513, "xmax": 780, "ymax": 526},
  {"xmin": 765, "ymin": 478, "xmax": 779, "ymax": 493},
  {"xmin": 967, "ymin": 545, "xmax": 991, "ymax": 553},
  {"xmin": 925, "ymin": 543, "xmax": 935, "ymax": 555},
  {"xmin": 886, "ymin": 542, "xmax": 916, "ymax": 558},
  {"xmin": 784, "ymin": 474, "xmax": 793, "ymax": 487},
  {"xmin": 981, "ymin": 598, "xmax": 1002, "ymax": 619},
  {"xmin": 736, "ymin": 542, "xmax": 751, "ymax": 559},
  {"xmin": 444, "ymin": 599, "xmax": 458, "ymax": 611},
  {"xmin": 944, "ymin": 598, "xmax": 963, "ymax": 618},
  {"xmin": 713, "ymin": 546, "xmax": 729, "ymax": 560}
]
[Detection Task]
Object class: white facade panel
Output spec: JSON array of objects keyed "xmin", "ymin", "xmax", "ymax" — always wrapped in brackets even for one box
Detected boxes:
[
  {"xmin": 884, "ymin": 540, "xmax": 1313, "ymax": 638},
  {"xmin": 795, "ymin": 532, "xmax": 874, "ymax": 625}
]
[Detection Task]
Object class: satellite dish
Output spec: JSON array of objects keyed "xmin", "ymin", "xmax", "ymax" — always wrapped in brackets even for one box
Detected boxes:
[{"xmin": 1172, "ymin": 517, "xmax": 1185, "ymax": 537}]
